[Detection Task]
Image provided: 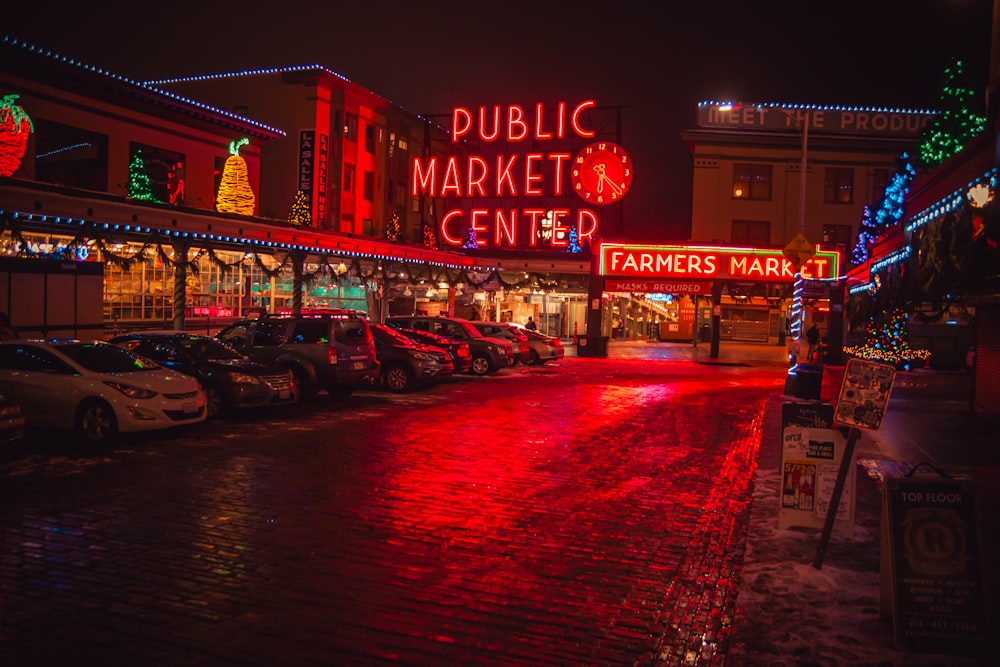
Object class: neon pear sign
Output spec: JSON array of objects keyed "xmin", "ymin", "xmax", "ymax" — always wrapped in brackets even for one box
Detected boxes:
[{"xmin": 411, "ymin": 100, "xmax": 632, "ymax": 249}]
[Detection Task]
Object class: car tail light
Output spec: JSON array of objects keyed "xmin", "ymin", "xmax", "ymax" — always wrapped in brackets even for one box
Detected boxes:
[
  {"xmin": 552, "ymin": 339, "xmax": 563, "ymax": 349},
  {"xmin": 327, "ymin": 345, "xmax": 338, "ymax": 365},
  {"xmin": 457, "ymin": 344, "xmax": 471, "ymax": 358}
]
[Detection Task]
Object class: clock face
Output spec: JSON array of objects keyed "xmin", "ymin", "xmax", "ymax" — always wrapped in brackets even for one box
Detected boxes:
[{"xmin": 571, "ymin": 141, "xmax": 633, "ymax": 205}]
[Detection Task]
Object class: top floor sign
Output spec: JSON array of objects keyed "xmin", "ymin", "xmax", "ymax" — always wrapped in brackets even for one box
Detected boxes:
[{"xmin": 600, "ymin": 243, "xmax": 839, "ymax": 282}]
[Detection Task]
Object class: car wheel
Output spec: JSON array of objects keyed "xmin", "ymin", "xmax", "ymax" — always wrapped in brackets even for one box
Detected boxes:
[
  {"xmin": 291, "ymin": 367, "xmax": 317, "ymax": 402},
  {"xmin": 75, "ymin": 398, "xmax": 118, "ymax": 443},
  {"xmin": 384, "ymin": 365, "xmax": 413, "ymax": 392},
  {"xmin": 470, "ymin": 354, "xmax": 493, "ymax": 376},
  {"xmin": 204, "ymin": 385, "xmax": 225, "ymax": 419},
  {"xmin": 529, "ymin": 350, "xmax": 542, "ymax": 366}
]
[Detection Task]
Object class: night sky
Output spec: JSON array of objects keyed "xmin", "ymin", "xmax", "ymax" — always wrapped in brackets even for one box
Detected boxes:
[{"xmin": 5, "ymin": 0, "xmax": 994, "ymax": 241}]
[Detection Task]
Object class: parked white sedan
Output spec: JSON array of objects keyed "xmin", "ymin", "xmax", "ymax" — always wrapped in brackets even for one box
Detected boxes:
[{"xmin": 0, "ymin": 339, "xmax": 206, "ymax": 443}]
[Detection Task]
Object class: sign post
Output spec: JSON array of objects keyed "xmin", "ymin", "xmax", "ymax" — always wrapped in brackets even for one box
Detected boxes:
[{"xmin": 812, "ymin": 358, "xmax": 896, "ymax": 569}]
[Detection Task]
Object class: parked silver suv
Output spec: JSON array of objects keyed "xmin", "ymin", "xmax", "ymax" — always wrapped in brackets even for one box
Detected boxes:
[{"xmin": 216, "ymin": 311, "xmax": 377, "ymax": 400}]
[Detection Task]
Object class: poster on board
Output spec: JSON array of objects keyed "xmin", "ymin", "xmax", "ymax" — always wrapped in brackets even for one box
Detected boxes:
[
  {"xmin": 778, "ymin": 402, "xmax": 856, "ymax": 537},
  {"xmin": 834, "ymin": 357, "xmax": 896, "ymax": 429}
]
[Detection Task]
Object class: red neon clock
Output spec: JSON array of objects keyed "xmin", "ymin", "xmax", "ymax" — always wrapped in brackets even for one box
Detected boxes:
[{"xmin": 571, "ymin": 141, "xmax": 633, "ymax": 205}]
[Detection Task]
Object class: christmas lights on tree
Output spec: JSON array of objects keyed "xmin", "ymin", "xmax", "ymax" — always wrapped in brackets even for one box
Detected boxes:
[
  {"xmin": 917, "ymin": 58, "xmax": 986, "ymax": 170},
  {"xmin": 850, "ymin": 154, "xmax": 916, "ymax": 265},
  {"xmin": 386, "ymin": 209, "xmax": 400, "ymax": 241},
  {"xmin": 216, "ymin": 138, "xmax": 256, "ymax": 215},
  {"xmin": 462, "ymin": 225, "xmax": 480, "ymax": 249},
  {"xmin": 422, "ymin": 222, "xmax": 436, "ymax": 249},
  {"xmin": 843, "ymin": 307, "xmax": 931, "ymax": 370},
  {"xmin": 0, "ymin": 94, "xmax": 33, "ymax": 177},
  {"xmin": 567, "ymin": 225, "xmax": 582, "ymax": 253},
  {"xmin": 850, "ymin": 206, "xmax": 878, "ymax": 265},
  {"xmin": 127, "ymin": 150, "xmax": 160, "ymax": 202},
  {"xmin": 287, "ymin": 189, "xmax": 311, "ymax": 226}
]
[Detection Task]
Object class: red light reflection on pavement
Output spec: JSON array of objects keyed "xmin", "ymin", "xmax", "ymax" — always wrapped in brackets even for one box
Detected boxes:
[
  {"xmin": 0, "ymin": 357, "xmax": 787, "ymax": 667},
  {"xmin": 343, "ymin": 361, "xmax": 783, "ymax": 665}
]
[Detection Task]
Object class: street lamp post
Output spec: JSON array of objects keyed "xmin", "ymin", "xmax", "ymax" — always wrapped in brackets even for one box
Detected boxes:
[{"xmin": 791, "ymin": 111, "xmax": 809, "ymax": 353}]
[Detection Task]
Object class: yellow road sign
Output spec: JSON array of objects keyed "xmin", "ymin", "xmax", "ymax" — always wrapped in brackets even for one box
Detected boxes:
[{"xmin": 783, "ymin": 233, "xmax": 816, "ymax": 269}]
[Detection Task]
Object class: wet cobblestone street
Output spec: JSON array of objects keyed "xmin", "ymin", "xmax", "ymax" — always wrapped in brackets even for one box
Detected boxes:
[{"xmin": 0, "ymin": 354, "xmax": 786, "ymax": 666}]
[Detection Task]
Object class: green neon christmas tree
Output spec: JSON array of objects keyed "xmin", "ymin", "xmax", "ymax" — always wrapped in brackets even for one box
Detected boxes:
[
  {"xmin": 917, "ymin": 58, "xmax": 986, "ymax": 169},
  {"xmin": 127, "ymin": 150, "xmax": 159, "ymax": 202}
]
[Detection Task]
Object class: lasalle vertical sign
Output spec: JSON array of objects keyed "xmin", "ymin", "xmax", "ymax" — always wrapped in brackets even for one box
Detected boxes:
[{"xmin": 411, "ymin": 100, "xmax": 633, "ymax": 249}]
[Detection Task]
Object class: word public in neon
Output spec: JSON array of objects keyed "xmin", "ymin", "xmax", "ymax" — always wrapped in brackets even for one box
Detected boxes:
[
  {"xmin": 599, "ymin": 243, "xmax": 839, "ymax": 283},
  {"xmin": 412, "ymin": 100, "xmax": 617, "ymax": 249}
]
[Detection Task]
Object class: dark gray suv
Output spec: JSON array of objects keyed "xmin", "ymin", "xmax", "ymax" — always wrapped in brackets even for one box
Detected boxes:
[
  {"xmin": 385, "ymin": 315, "xmax": 512, "ymax": 376},
  {"xmin": 216, "ymin": 311, "xmax": 377, "ymax": 400}
]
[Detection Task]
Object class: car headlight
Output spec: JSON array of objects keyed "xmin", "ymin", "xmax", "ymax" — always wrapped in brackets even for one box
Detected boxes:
[
  {"xmin": 412, "ymin": 352, "xmax": 436, "ymax": 362},
  {"xmin": 229, "ymin": 372, "xmax": 261, "ymax": 384},
  {"xmin": 104, "ymin": 381, "xmax": 158, "ymax": 399}
]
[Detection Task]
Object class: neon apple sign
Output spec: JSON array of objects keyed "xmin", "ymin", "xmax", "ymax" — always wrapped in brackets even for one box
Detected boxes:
[
  {"xmin": 412, "ymin": 100, "xmax": 624, "ymax": 249},
  {"xmin": 600, "ymin": 244, "xmax": 839, "ymax": 282}
]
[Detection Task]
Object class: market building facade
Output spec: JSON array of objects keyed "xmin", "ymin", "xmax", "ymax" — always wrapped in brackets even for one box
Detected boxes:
[{"xmin": 0, "ymin": 35, "xmax": 492, "ymax": 339}]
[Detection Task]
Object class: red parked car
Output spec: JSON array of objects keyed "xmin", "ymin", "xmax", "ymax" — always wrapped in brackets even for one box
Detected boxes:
[
  {"xmin": 469, "ymin": 321, "xmax": 532, "ymax": 365},
  {"xmin": 395, "ymin": 327, "xmax": 473, "ymax": 375}
]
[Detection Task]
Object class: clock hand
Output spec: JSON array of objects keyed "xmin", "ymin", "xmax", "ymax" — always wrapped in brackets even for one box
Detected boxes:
[{"xmin": 594, "ymin": 163, "xmax": 623, "ymax": 195}]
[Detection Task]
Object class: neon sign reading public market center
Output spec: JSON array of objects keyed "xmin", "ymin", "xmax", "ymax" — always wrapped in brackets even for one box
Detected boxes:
[
  {"xmin": 600, "ymin": 244, "xmax": 839, "ymax": 282},
  {"xmin": 412, "ymin": 100, "xmax": 632, "ymax": 249}
]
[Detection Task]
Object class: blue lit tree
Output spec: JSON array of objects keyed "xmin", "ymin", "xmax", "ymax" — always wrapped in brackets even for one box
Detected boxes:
[
  {"xmin": 463, "ymin": 225, "xmax": 479, "ymax": 249},
  {"xmin": 850, "ymin": 205, "xmax": 878, "ymax": 265},
  {"xmin": 850, "ymin": 154, "xmax": 916, "ymax": 265},
  {"xmin": 567, "ymin": 224, "xmax": 582, "ymax": 253}
]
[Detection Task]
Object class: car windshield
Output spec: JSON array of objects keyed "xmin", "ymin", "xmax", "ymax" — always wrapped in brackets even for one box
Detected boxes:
[
  {"xmin": 372, "ymin": 325, "xmax": 414, "ymax": 345},
  {"xmin": 58, "ymin": 342, "xmax": 160, "ymax": 373},
  {"xmin": 450, "ymin": 320, "xmax": 484, "ymax": 338},
  {"xmin": 173, "ymin": 336, "xmax": 243, "ymax": 361}
]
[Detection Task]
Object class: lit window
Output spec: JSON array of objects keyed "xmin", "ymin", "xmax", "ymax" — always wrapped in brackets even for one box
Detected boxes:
[
  {"xmin": 824, "ymin": 167, "xmax": 854, "ymax": 204},
  {"xmin": 732, "ymin": 164, "xmax": 772, "ymax": 200}
]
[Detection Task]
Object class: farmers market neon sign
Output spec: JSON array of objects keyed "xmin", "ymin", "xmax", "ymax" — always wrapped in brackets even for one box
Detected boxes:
[
  {"xmin": 412, "ymin": 99, "xmax": 625, "ymax": 249},
  {"xmin": 600, "ymin": 243, "xmax": 839, "ymax": 282}
]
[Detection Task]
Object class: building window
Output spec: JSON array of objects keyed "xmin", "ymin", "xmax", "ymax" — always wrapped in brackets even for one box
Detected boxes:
[
  {"xmin": 343, "ymin": 165, "xmax": 355, "ymax": 193},
  {"xmin": 397, "ymin": 136, "xmax": 408, "ymax": 151},
  {"xmin": 822, "ymin": 224, "xmax": 853, "ymax": 247},
  {"xmin": 363, "ymin": 171, "xmax": 375, "ymax": 202},
  {"xmin": 824, "ymin": 167, "xmax": 854, "ymax": 204},
  {"xmin": 362, "ymin": 218, "xmax": 376, "ymax": 236},
  {"xmin": 871, "ymin": 168, "xmax": 889, "ymax": 203},
  {"xmin": 364, "ymin": 124, "xmax": 376, "ymax": 154},
  {"xmin": 128, "ymin": 142, "xmax": 185, "ymax": 206},
  {"xmin": 732, "ymin": 164, "xmax": 771, "ymax": 200},
  {"xmin": 33, "ymin": 119, "xmax": 109, "ymax": 192},
  {"xmin": 731, "ymin": 219, "xmax": 771, "ymax": 244},
  {"xmin": 388, "ymin": 132, "xmax": 396, "ymax": 159},
  {"xmin": 344, "ymin": 113, "xmax": 357, "ymax": 142}
]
